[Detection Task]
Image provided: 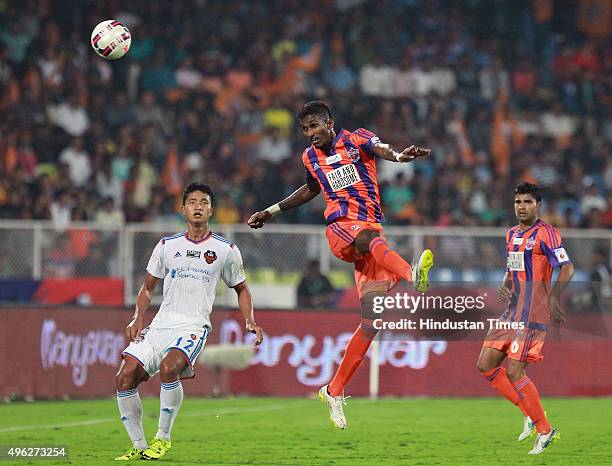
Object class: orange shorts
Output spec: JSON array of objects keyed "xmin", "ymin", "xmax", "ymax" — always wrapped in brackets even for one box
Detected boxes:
[
  {"xmin": 482, "ymin": 327, "xmax": 546, "ymax": 363},
  {"xmin": 326, "ymin": 219, "xmax": 401, "ymax": 298}
]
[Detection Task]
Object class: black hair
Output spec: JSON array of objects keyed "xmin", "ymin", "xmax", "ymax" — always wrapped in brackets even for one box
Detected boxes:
[
  {"xmin": 514, "ymin": 182, "xmax": 541, "ymax": 203},
  {"xmin": 183, "ymin": 181, "xmax": 215, "ymax": 207},
  {"xmin": 296, "ymin": 101, "xmax": 333, "ymax": 122}
]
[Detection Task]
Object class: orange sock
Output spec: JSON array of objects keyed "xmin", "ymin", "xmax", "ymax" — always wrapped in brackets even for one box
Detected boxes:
[
  {"xmin": 482, "ymin": 367, "xmax": 530, "ymax": 417},
  {"xmin": 369, "ymin": 237, "xmax": 411, "ymax": 281},
  {"xmin": 513, "ymin": 376, "xmax": 551, "ymax": 433},
  {"xmin": 328, "ymin": 324, "xmax": 376, "ymax": 397}
]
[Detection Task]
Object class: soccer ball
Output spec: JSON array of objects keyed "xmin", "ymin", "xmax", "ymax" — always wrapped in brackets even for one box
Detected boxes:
[{"xmin": 90, "ymin": 20, "xmax": 131, "ymax": 60}]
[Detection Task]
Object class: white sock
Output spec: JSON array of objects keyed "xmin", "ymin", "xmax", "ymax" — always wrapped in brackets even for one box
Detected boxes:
[
  {"xmin": 156, "ymin": 380, "xmax": 183, "ymax": 441},
  {"xmin": 117, "ymin": 389, "xmax": 147, "ymax": 450}
]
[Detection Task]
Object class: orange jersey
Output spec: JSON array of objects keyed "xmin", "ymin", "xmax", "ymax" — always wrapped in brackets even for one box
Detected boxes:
[
  {"xmin": 501, "ymin": 219, "xmax": 572, "ymax": 328},
  {"xmin": 302, "ymin": 128, "xmax": 384, "ymax": 224}
]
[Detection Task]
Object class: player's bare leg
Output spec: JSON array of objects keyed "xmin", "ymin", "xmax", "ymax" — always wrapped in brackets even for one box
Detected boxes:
[
  {"xmin": 476, "ymin": 346, "xmax": 506, "ymax": 373},
  {"xmin": 320, "ymin": 290, "xmax": 384, "ymax": 429},
  {"xmin": 115, "ymin": 357, "xmax": 149, "ymax": 460},
  {"xmin": 142, "ymin": 350, "xmax": 188, "ymax": 460}
]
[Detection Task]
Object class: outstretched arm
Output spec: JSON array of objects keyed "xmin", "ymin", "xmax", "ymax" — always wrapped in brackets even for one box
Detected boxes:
[
  {"xmin": 247, "ymin": 180, "xmax": 321, "ymax": 229},
  {"xmin": 373, "ymin": 141, "xmax": 431, "ymax": 163}
]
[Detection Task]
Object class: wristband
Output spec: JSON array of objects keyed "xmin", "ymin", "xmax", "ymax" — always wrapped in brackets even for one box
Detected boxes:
[
  {"xmin": 265, "ymin": 203, "xmax": 282, "ymax": 216},
  {"xmin": 395, "ymin": 152, "xmax": 403, "ymax": 162}
]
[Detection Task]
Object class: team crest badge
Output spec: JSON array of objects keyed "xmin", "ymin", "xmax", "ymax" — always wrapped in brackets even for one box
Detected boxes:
[
  {"xmin": 347, "ymin": 147, "xmax": 360, "ymax": 162},
  {"xmin": 525, "ymin": 237, "xmax": 536, "ymax": 250},
  {"xmin": 204, "ymin": 250, "xmax": 217, "ymax": 264}
]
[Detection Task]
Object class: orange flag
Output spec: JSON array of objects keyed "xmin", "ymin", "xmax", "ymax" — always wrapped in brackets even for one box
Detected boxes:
[
  {"xmin": 451, "ymin": 115, "xmax": 475, "ymax": 165},
  {"xmin": 490, "ymin": 92, "xmax": 511, "ymax": 178},
  {"xmin": 4, "ymin": 143, "xmax": 17, "ymax": 174},
  {"xmin": 161, "ymin": 142, "xmax": 183, "ymax": 195}
]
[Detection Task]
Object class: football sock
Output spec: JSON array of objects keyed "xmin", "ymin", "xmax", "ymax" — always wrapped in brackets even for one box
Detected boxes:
[
  {"xmin": 328, "ymin": 323, "xmax": 377, "ymax": 397},
  {"xmin": 117, "ymin": 389, "xmax": 147, "ymax": 450},
  {"xmin": 156, "ymin": 380, "xmax": 184, "ymax": 441},
  {"xmin": 513, "ymin": 376, "xmax": 551, "ymax": 434},
  {"xmin": 482, "ymin": 367, "xmax": 530, "ymax": 417},
  {"xmin": 369, "ymin": 237, "xmax": 412, "ymax": 281}
]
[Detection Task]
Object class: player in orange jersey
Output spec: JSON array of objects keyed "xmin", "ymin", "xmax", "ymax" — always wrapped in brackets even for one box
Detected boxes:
[
  {"xmin": 477, "ymin": 182, "xmax": 574, "ymax": 455},
  {"xmin": 248, "ymin": 101, "xmax": 434, "ymax": 429}
]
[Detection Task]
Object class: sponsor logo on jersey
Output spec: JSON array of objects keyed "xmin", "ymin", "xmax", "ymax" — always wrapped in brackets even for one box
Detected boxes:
[
  {"xmin": 204, "ymin": 250, "xmax": 217, "ymax": 264},
  {"xmin": 174, "ymin": 251, "xmax": 182, "ymax": 257},
  {"xmin": 513, "ymin": 237, "xmax": 523, "ymax": 245},
  {"xmin": 313, "ymin": 162, "xmax": 320, "ymax": 171},
  {"xmin": 187, "ymin": 250, "xmax": 201, "ymax": 258},
  {"xmin": 325, "ymin": 164, "xmax": 361, "ymax": 192},
  {"xmin": 507, "ymin": 251, "xmax": 525, "ymax": 271},
  {"xmin": 325, "ymin": 153, "xmax": 342, "ymax": 164}
]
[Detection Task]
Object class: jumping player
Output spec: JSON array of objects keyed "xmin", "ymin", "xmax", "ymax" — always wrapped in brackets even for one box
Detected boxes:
[
  {"xmin": 114, "ymin": 182, "xmax": 263, "ymax": 461},
  {"xmin": 477, "ymin": 182, "xmax": 574, "ymax": 455},
  {"xmin": 248, "ymin": 101, "xmax": 434, "ymax": 429}
]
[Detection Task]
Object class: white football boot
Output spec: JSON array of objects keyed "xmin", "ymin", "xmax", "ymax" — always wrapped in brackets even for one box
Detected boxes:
[
  {"xmin": 318, "ymin": 385, "xmax": 349, "ymax": 430},
  {"xmin": 518, "ymin": 416, "xmax": 535, "ymax": 442},
  {"xmin": 528, "ymin": 427, "xmax": 560, "ymax": 455}
]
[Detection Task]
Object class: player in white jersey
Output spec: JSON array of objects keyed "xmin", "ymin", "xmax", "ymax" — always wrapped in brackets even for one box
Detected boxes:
[{"xmin": 114, "ymin": 182, "xmax": 264, "ymax": 461}]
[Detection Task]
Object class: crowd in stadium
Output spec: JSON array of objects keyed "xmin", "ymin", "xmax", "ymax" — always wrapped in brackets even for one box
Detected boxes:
[{"xmin": 1, "ymin": 0, "xmax": 610, "ymax": 228}]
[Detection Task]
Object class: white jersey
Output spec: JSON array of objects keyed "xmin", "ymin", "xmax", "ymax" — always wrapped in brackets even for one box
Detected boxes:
[{"xmin": 146, "ymin": 231, "xmax": 246, "ymax": 330}]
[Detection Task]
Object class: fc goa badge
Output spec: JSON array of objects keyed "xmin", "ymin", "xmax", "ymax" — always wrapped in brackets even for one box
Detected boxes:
[{"xmin": 204, "ymin": 250, "xmax": 217, "ymax": 264}]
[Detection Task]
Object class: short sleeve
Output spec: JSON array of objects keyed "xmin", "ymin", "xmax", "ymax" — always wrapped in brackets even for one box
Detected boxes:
[
  {"xmin": 539, "ymin": 227, "xmax": 571, "ymax": 268},
  {"xmin": 352, "ymin": 128, "xmax": 381, "ymax": 158},
  {"xmin": 146, "ymin": 240, "xmax": 166, "ymax": 278},
  {"xmin": 222, "ymin": 245, "xmax": 247, "ymax": 288}
]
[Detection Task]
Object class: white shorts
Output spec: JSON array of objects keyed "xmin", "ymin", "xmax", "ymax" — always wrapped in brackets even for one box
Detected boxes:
[{"xmin": 122, "ymin": 325, "xmax": 209, "ymax": 379}]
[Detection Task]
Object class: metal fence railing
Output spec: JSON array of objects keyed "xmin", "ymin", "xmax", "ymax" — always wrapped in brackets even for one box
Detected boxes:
[{"xmin": 0, "ymin": 220, "xmax": 610, "ymax": 307}]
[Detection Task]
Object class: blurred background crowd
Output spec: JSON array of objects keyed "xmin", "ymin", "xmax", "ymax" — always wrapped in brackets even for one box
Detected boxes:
[{"xmin": 0, "ymin": 0, "xmax": 611, "ymax": 229}]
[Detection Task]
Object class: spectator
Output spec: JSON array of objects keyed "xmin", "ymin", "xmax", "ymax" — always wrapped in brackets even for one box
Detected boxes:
[
  {"xmin": 540, "ymin": 103, "xmax": 577, "ymax": 140},
  {"xmin": 580, "ymin": 184, "xmax": 607, "ymax": 215},
  {"xmin": 59, "ymin": 137, "xmax": 92, "ymax": 187},
  {"xmin": 297, "ymin": 260, "xmax": 335, "ymax": 308},
  {"xmin": 322, "ymin": 55, "xmax": 356, "ymax": 94},
  {"xmin": 95, "ymin": 197, "xmax": 125, "ymax": 226},
  {"xmin": 47, "ymin": 93, "xmax": 90, "ymax": 137},
  {"xmin": 50, "ymin": 189, "xmax": 72, "ymax": 231},
  {"xmin": 257, "ymin": 127, "xmax": 292, "ymax": 163},
  {"xmin": 479, "ymin": 56, "xmax": 510, "ymax": 101},
  {"xmin": 360, "ymin": 56, "xmax": 396, "ymax": 97}
]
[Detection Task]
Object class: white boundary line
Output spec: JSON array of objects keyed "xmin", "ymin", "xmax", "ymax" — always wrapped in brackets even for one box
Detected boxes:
[{"xmin": 0, "ymin": 404, "xmax": 284, "ymax": 433}]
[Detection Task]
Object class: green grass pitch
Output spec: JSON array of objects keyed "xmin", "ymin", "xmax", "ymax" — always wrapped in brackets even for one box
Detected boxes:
[{"xmin": 1, "ymin": 397, "xmax": 610, "ymax": 465}]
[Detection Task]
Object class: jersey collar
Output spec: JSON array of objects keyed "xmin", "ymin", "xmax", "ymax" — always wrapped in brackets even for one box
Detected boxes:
[
  {"xmin": 327, "ymin": 128, "xmax": 344, "ymax": 154},
  {"xmin": 517, "ymin": 219, "xmax": 541, "ymax": 235},
  {"xmin": 184, "ymin": 231, "xmax": 212, "ymax": 244},
  {"xmin": 313, "ymin": 128, "xmax": 344, "ymax": 155}
]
